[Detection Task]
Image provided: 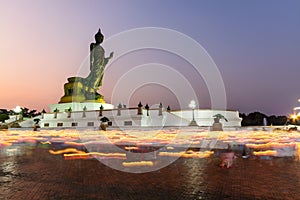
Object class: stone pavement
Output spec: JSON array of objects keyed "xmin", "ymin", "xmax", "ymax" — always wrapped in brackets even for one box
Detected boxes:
[{"xmin": 0, "ymin": 146, "xmax": 299, "ymax": 200}]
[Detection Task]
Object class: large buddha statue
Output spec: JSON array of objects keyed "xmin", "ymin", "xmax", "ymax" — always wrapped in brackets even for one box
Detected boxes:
[
  {"xmin": 59, "ymin": 29, "xmax": 113, "ymax": 103},
  {"xmin": 84, "ymin": 29, "xmax": 113, "ymax": 101}
]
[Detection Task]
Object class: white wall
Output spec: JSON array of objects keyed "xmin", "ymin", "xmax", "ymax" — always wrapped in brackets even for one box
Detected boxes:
[
  {"xmin": 19, "ymin": 116, "xmax": 42, "ymax": 128},
  {"xmin": 5, "ymin": 115, "xmax": 17, "ymax": 124},
  {"xmin": 171, "ymin": 110, "xmax": 242, "ymax": 127},
  {"xmin": 41, "ymin": 108, "xmax": 242, "ymax": 128}
]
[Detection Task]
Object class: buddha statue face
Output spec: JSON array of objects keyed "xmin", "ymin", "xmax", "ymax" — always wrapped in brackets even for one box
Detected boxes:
[{"xmin": 95, "ymin": 29, "xmax": 104, "ymax": 44}]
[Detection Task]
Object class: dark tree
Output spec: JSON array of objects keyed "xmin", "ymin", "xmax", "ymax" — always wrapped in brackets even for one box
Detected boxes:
[
  {"xmin": 0, "ymin": 109, "xmax": 8, "ymax": 115},
  {"xmin": 33, "ymin": 118, "xmax": 41, "ymax": 125},
  {"xmin": 240, "ymin": 112, "xmax": 288, "ymax": 126},
  {"xmin": 268, "ymin": 115, "xmax": 287, "ymax": 125},
  {"xmin": 0, "ymin": 113, "xmax": 9, "ymax": 122},
  {"xmin": 21, "ymin": 107, "xmax": 28, "ymax": 116},
  {"xmin": 242, "ymin": 112, "xmax": 266, "ymax": 126}
]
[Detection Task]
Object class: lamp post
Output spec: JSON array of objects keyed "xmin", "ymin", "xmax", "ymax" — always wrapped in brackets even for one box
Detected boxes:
[
  {"xmin": 290, "ymin": 113, "xmax": 299, "ymax": 126},
  {"xmin": 13, "ymin": 106, "xmax": 22, "ymax": 121},
  {"xmin": 188, "ymin": 100, "xmax": 198, "ymax": 126}
]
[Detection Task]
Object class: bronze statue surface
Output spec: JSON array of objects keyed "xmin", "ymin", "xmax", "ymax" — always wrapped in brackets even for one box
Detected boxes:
[{"xmin": 59, "ymin": 29, "xmax": 113, "ymax": 103}]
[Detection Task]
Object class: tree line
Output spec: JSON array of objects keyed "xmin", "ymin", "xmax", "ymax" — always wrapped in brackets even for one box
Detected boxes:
[
  {"xmin": 239, "ymin": 112, "xmax": 288, "ymax": 126},
  {"xmin": 0, "ymin": 108, "xmax": 294, "ymax": 127},
  {"xmin": 0, "ymin": 108, "xmax": 43, "ymax": 123}
]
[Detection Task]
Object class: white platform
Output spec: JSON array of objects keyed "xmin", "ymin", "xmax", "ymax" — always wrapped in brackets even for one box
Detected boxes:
[
  {"xmin": 49, "ymin": 102, "xmax": 114, "ymax": 112},
  {"xmin": 171, "ymin": 110, "xmax": 242, "ymax": 127},
  {"xmin": 40, "ymin": 108, "xmax": 242, "ymax": 128}
]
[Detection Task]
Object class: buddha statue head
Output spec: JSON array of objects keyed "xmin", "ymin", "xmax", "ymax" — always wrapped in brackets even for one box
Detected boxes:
[{"xmin": 95, "ymin": 29, "xmax": 104, "ymax": 44}]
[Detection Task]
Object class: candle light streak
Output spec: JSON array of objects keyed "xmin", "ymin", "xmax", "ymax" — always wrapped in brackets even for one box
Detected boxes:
[
  {"xmin": 1, "ymin": 129, "xmax": 300, "ymax": 163},
  {"xmin": 122, "ymin": 161, "xmax": 154, "ymax": 167}
]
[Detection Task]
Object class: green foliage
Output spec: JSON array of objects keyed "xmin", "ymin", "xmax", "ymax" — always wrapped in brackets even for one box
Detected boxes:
[
  {"xmin": 0, "ymin": 109, "xmax": 8, "ymax": 115},
  {"xmin": 240, "ymin": 112, "xmax": 266, "ymax": 126},
  {"xmin": 13, "ymin": 107, "xmax": 41, "ymax": 118},
  {"xmin": 33, "ymin": 118, "xmax": 41, "ymax": 125},
  {"xmin": 268, "ymin": 115, "xmax": 287, "ymax": 125},
  {"xmin": 0, "ymin": 113, "xmax": 9, "ymax": 122},
  {"xmin": 240, "ymin": 112, "xmax": 288, "ymax": 126},
  {"xmin": 213, "ymin": 114, "xmax": 228, "ymax": 122}
]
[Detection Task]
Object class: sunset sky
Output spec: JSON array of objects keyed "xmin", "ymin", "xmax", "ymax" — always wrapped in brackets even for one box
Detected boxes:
[{"xmin": 0, "ymin": 0, "xmax": 299, "ymax": 115}]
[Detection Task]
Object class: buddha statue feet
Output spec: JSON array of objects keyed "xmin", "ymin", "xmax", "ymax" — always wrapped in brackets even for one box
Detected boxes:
[{"xmin": 85, "ymin": 91, "xmax": 105, "ymax": 103}]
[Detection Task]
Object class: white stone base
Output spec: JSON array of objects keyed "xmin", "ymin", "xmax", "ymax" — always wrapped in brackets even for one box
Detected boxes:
[
  {"xmin": 41, "ymin": 108, "xmax": 242, "ymax": 128},
  {"xmin": 171, "ymin": 110, "xmax": 242, "ymax": 127},
  {"xmin": 49, "ymin": 102, "xmax": 114, "ymax": 112}
]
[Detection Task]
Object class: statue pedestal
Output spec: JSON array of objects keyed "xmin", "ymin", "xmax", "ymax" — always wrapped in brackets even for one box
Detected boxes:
[
  {"xmin": 49, "ymin": 102, "xmax": 114, "ymax": 112},
  {"xmin": 59, "ymin": 77, "xmax": 105, "ymax": 104},
  {"xmin": 189, "ymin": 120, "xmax": 198, "ymax": 126},
  {"xmin": 211, "ymin": 122, "xmax": 223, "ymax": 131}
]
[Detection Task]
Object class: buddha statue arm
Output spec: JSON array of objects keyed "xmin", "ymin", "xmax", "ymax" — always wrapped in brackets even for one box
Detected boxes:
[{"xmin": 104, "ymin": 51, "xmax": 114, "ymax": 66}]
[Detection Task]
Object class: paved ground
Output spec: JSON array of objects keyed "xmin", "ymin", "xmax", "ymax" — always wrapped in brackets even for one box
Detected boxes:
[{"xmin": 0, "ymin": 145, "xmax": 299, "ymax": 200}]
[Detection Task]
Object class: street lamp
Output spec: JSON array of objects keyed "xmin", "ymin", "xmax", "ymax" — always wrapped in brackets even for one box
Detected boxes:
[
  {"xmin": 291, "ymin": 114, "xmax": 298, "ymax": 121},
  {"xmin": 290, "ymin": 113, "xmax": 299, "ymax": 125},
  {"xmin": 13, "ymin": 106, "xmax": 22, "ymax": 121},
  {"xmin": 188, "ymin": 100, "xmax": 198, "ymax": 126}
]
